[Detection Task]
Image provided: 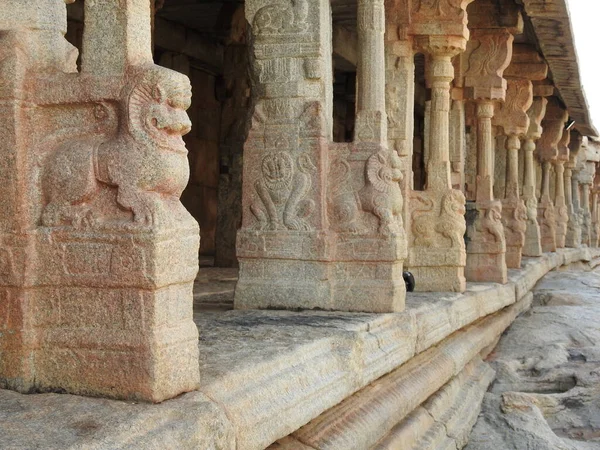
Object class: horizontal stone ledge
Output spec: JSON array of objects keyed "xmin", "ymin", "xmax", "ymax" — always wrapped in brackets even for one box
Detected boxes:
[{"xmin": 1, "ymin": 248, "xmax": 598, "ymax": 449}]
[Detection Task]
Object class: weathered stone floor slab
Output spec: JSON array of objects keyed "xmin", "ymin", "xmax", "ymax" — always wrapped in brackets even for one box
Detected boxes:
[
  {"xmin": 466, "ymin": 265, "xmax": 600, "ymax": 450},
  {"xmin": 0, "ymin": 248, "xmax": 598, "ymax": 450}
]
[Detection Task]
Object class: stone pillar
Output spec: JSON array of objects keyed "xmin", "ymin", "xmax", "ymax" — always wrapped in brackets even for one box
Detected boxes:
[
  {"xmin": 355, "ymin": 0, "xmax": 386, "ymax": 143},
  {"xmin": 0, "ymin": 0, "xmax": 200, "ymax": 402},
  {"xmin": 565, "ymin": 132, "xmax": 583, "ymax": 247},
  {"xmin": 553, "ymin": 129, "xmax": 571, "ymax": 248},
  {"xmin": 237, "ymin": 0, "xmax": 408, "ymax": 312},
  {"xmin": 536, "ymin": 97, "xmax": 568, "ymax": 253},
  {"xmin": 572, "ymin": 170, "xmax": 583, "ymax": 246},
  {"xmin": 408, "ymin": 42, "xmax": 468, "ymax": 292},
  {"xmin": 404, "ymin": 0, "xmax": 477, "ymax": 292},
  {"xmin": 592, "ymin": 190, "xmax": 599, "ymax": 247},
  {"xmin": 492, "ymin": 79, "xmax": 533, "ymax": 268},
  {"xmin": 581, "ymin": 182, "xmax": 592, "ymax": 246},
  {"xmin": 554, "ymin": 160, "xmax": 568, "ymax": 247},
  {"xmin": 521, "ymin": 94, "xmax": 549, "ymax": 257},
  {"xmin": 463, "ymin": 29, "xmax": 513, "ymax": 284}
]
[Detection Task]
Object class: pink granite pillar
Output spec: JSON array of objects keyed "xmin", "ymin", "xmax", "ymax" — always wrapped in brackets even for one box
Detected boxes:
[{"xmin": 0, "ymin": 0, "xmax": 200, "ymax": 402}]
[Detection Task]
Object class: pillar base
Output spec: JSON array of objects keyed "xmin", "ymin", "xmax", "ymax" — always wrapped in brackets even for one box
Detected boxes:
[
  {"xmin": 505, "ymin": 246, "xmax": 522, "ymax": 269},
  {"xmin": 523, "ymin": 220, "xmax": 543, "ymax": 256},
  {"xmin": 407, "ymin": 262, "xmax": 466, "ymax": 293},
  {"xmin": 465, "ymin": 201, "xmax": 508, "ymax": 284},
  {"xmin": 408, "ymin": 189, "xmax": 467, "ymax": 292},
  {"xmin": 538, "ymin": 201, "xmax": 557, "ymax": 253},
  {"xmin": 501, "ymin": 199, "xmax": 526, "ymax": 269},
  {"xmin": 235, "ymin": 231, "xmax": 406, "ymax": 313},
  {"xmin": 1, "ymin": 226, "xmax": 201, "ymax": 403}
]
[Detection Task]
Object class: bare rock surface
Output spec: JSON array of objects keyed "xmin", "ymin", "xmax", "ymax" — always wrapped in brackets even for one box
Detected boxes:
[{"xmin": 466, "ymin": 267, "xmax": 600, "ymax": 450}]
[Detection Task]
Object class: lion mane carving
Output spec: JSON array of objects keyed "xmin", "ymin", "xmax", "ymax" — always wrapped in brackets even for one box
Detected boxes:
[
  {"xmin": 42, "ymin": 65, "xmax": 192, "ymax": 228},
  {"xmin": 359, "ymin": 149, "xmax": 404, "ymax": 235}
]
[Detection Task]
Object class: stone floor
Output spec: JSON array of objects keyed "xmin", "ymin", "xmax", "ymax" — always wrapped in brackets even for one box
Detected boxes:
[
  {"xmin": 466, "ymin": 266, "xmax": 600, "ymax": 450},
  {"xmin": 194, "ymin": 257, "xmax": 237, "ymax": 311},
  {"xmin": 1, "ymin": 248, "xmax": 598, "ymax": 450}
]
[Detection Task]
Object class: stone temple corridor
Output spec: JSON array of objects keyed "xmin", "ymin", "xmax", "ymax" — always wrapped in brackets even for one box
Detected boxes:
[{"xmin": 2, "ymin": 0, "xmax": 600, "ymax": 449}]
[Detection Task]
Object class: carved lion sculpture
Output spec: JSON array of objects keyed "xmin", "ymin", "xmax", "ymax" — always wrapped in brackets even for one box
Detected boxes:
[
  {"xmin": 253, "ymin": 0, "xmax": 309, "ymax": 34},
  {"xmin": 359, "ymin": 149, "xmax": 404, "ymax": 236},
  {"xmin": 504, "ymin": 201, "xmax": 528, "ymax": 245},
  {"xmin": 477, "ymin": 201, "xmax": 504, "ymax": 243},
  {"xmin": 436, "ymin": 190, "xmax": 467, "ymax": 248},
  {"xmin": 42, "ymin": 65, "xmax": 192, "ymax": 228}
]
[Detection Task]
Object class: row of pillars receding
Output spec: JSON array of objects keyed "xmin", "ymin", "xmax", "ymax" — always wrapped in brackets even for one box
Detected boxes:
[{"xmin": 1, "ymin": 0, "xmax": 600, "ymax": 405}]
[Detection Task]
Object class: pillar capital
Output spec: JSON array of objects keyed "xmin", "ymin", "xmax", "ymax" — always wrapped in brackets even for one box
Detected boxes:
[
  {"xmin": 526, "ymin": 97, "xmax": 548, "ymax": 141},
  {"xmin": 463, "ymin": 29, "xmax": 513, "ymax": 102},
  {"xmin": 537, "ymin": 97, "xmax": 568, "ymax": 163},
  {"xmin": 414, "ymin": 35, "xmax": 467, "ymax": 58},
  {"xmin": 493, "ymin": 79, "xmax": 533, "ymax": 137}
]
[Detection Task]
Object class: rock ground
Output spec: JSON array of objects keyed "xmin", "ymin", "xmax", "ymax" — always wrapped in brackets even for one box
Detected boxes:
[{"xmin": 466, "ymin": 266, "xmax": 600, "ymax": 450}]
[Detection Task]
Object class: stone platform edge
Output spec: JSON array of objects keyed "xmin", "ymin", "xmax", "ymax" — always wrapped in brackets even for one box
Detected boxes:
[{"xmin": 0, "ymin": 248, "xmax": 598, "ymax": 450}]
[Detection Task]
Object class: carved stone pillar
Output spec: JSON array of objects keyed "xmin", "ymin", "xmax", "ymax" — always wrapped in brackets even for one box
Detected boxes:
[
  {"xmin": 565, "ymin": 132, "xmax": 583, "ymax": 247},
  {"xmin": 581, "ymin": 182, "xmax": 592, "ymax": 246},
  {"xmin": 554, "ymin": 160, "xmax": 568, "ymax": 247},
  {"xmin": 536, "ymin": 97, "xmax": 568, "ymax": 253},
  {"xmin": 404, "ymin": 0, "xmax": 474, "ymax": 292},
  {"xmin": 355, "ymin": 0, "xmax": 386, "ymax": 143},
  {"xmin": 463, "ymin": 29, "xmax": 513, "ymax": 284},
  {"xmin": 572, "ymin": 170, "xmax": 583, "ymax": 246},
  {"xmin": 492, "ymin": 79, "xmax": 533, "ymax": 268},
  {"xmin": 591, "ymin": 190, "xmax": 599, "ymax": 247},
  {"xmin": 0, "ymin": 0, "xmax": 200, "ymax": 401},
  {"xmin": 553, "ymin": 129, "xmax": 571, "ymax": 248},
  {"xmin": 406, "ymin": 44, "xmax": 467, "ymax": 292},
  {"xmin": 521, "ymin": 95, "xmax": 548, "ymax": 256},
  {"xmin": 237, "ymin": 0, "xmax": 408, "ymax": 312}
]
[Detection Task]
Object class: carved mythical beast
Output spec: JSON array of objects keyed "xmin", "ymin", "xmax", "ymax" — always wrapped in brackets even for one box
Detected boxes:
[
  {"xmin": 253, "ymin": 0, "xmax": 309, "ymax": 34},
  {"xmin": 412, "ymin": 190, "xmax": 466, "ymax": 248},
  {"xmin": 359, "ymin": 149, "xmax": 404, "ymax": 235},
  {"xmin": 42, "ymin": 65, "xmax": 192, "ymax": 228}
]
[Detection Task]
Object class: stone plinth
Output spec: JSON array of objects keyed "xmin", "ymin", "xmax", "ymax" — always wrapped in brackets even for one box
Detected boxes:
[
  {"xmin": 501, "ymin": 198, "xmax": 528, "ymax": 269},
  {"xmin": 538, "ymin": 199, "xmax": 557, "ymax": 253},
  {"xmin": 465, "ymin": 201, "xmax": 508, "ymax": 284}
]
